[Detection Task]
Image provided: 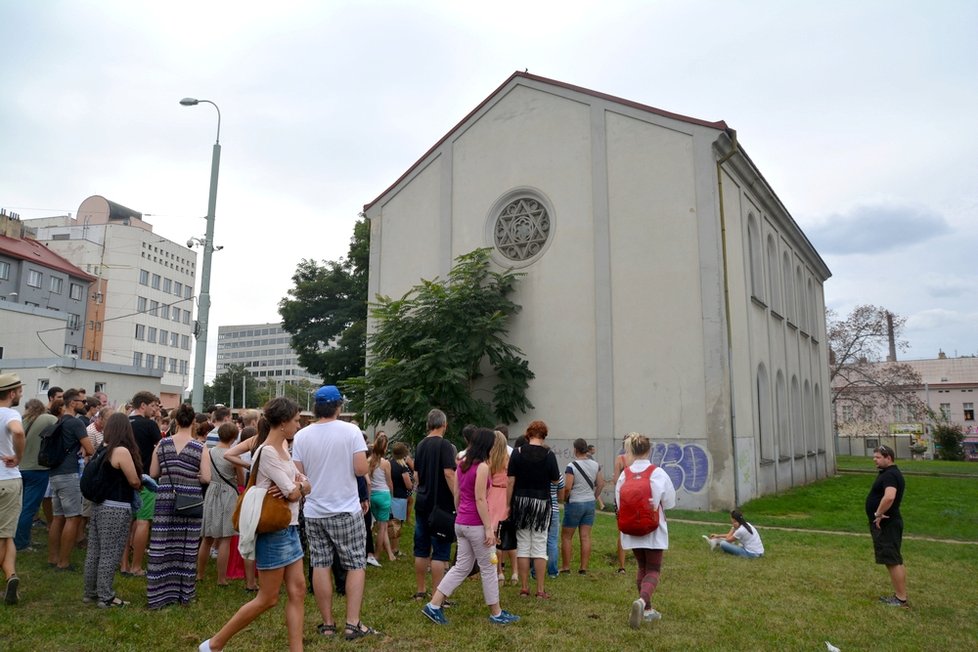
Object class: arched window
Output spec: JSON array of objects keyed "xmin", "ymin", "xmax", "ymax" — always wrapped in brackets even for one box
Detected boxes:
[
  {"xmin": 747, "ymin": 214, "xmax": 764, "ymax": 301},
  {"xmin": 757, "ymin": 363, "xmax": 773, "ymax": 461},
  {"xmin": 814, "ymin": 384, "xmax": 824, "ymax": 451},
  {"xmin": 782, "ymin": 252, "xmax": 794, "ymax": 322},
  {"xmin": 767, "ymin": 235, "xmax": 781, "ymax": 314},
  {"xmin": 807, "ymin": 277, "xmax": 816, "ymax": 335},
  {"xmin": 804, "ymin": 380, "xmax": 814, "ymax": 455},
  {"xmin": 795, "ymin": 266, "xmax": 806, "ymax": 332},
  {"xmin": 791, "ymin": 375, "xmax": 803, "ymax": 455},
  {"xmin": 776, "ymin": 371, "xmax": 789, "ymax": 458}
]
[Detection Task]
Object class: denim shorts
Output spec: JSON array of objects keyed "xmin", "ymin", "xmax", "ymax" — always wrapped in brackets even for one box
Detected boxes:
[
  {"xmin": 255, "ymin": 525, "xmax": 304, "ymax": 570},
  {"xmin": 562, "ymin": 500, "xmax": 596, "ymax": 528},
  {"xmin": 390, "ymin": 497, "xmax": 408, "ymax": 521},
  {"xmin": 413, "ymin": 510, "xmax": 453, "ymax": 562},
  {"xmin": 50, "ymin": 473, "xmax": 83, "ymax": 517}
]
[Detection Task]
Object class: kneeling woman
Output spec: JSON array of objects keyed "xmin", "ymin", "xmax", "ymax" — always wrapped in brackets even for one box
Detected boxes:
[
  {"xmin": 200, "ymin": 398, "xmax": 311, "ymax": 652},
  {"xmin": 708, "ymin": 510, "xmax": 764, "ymax": 558}
]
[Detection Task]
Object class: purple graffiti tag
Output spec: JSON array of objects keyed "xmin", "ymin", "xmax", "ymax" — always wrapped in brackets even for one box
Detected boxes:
[
  {"xmin": 648, "ymin": 441, "xmax": 711, "ymax": 493},
  {"xmin": 681, "ymin": 444, "xmax": 709, "ymax": 492}
]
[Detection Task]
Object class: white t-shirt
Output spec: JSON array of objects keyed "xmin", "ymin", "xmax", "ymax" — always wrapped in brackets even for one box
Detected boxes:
[
  {"xmin": 0, "ymin": 407, "xmax": 23, "ymax": 481},
  {"xmin": 614, "ymin": 460, "xmax": 676, "ymax": 551},
  {"xmin": 734, "ymin": 523, "xmax": 764, "ymax": 555},
  {"xmin": 292, "ymin": 419, "xmax": 367, "ymax": 517}
]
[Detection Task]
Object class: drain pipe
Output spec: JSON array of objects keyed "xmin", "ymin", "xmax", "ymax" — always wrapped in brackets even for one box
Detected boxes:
[{"xmin": 715, "ymin": 128, "xmax": 741, "ymax": 506}]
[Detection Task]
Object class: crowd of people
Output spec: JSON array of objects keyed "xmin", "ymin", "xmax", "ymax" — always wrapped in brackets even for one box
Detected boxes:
[{"xmin": 0, "ymin": 370, "xmax": 911, "ymax": 648}]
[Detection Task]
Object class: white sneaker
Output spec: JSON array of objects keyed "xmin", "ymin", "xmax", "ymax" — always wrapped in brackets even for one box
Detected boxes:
[
  {"xmin": 629, "ymin": 598, "xmax": 644, "ymax": 629},
  {"xmin": 644, "ymin": 608, "xmax": 662, "ymax": 622},
  {"xmin": 366, "ymin": 556, "xmax": 382, "ymax": 568},
  {"xmin": 703, "ymin": 535, "xmax": 720, "ymax": 551}
]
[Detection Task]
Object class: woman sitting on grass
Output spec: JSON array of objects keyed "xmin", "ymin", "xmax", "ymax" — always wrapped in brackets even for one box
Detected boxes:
[{"xmin": 706, "ymin": 510, "xmax": 765, "ymax": 558}]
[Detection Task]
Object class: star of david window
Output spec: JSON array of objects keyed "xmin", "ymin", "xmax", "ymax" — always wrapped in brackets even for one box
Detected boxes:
[{"xmin": 493, "ymin": 197, "xmax": 552, "ymax": 262}]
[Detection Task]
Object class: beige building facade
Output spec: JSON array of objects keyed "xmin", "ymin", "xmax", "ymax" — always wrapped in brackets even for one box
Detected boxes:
[{"xmin": 364, "ymin": 73, "xmax": 832, "ymax": 508}]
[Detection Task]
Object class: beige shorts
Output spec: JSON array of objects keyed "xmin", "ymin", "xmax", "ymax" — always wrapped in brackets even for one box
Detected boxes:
[
  {"xmin": 0, "ymin": 478, "xmax": 23, "ymax": 538},
  {"xmin": 516, "ymin": 525, "xmax": 548, "ymax": 559}
]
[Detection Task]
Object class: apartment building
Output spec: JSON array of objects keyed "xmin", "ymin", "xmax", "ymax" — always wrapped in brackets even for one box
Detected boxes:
[
  {"xmin": 217, "ymin": 322, "xmax": 318, "ymax": 382},
  {"xmin": 25, "ymin": 196, "xmax": 197, "ymax": 405}
]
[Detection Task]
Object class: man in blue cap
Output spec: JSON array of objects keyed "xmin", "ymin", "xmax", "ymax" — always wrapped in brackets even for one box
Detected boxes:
[{"xmin": 291, "ymin": 386, "xmax": 378, "ymax": 640}]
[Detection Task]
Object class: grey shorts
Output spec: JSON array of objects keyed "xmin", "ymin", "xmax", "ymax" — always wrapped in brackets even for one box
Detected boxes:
[
  {"xmin": 50, "ymin": 473, "xmax": 83, "ymax": 517},
  {"xmin": 305, "ymin": 512, "xmax": 366, "ymax": 570}
]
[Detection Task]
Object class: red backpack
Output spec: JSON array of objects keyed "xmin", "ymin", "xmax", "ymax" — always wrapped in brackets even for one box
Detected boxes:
[{"xmin": 617, "ymin": 465, "xmax": 660, "ymax": 536}]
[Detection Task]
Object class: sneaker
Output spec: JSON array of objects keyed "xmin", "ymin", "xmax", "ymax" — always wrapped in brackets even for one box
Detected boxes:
[
  {"xmin": 366, "ymin": 556, "xmax": 382, "ymax": 568},
  {"xmin": 489, "ymin": 610, "xmax": 520, "ymax": 624},
  {"xmin": 4, "ymin": 575, "xmax": 19, "ymax": 605},
  {"xmin": 629, "ymin": 598, "xmax": 644, "ymax": 629},
  {"xmin": 703, "ymin": 535, "xmax": 720, "ymax": 551},
  {"xmin": 644, "ymin": 608, "xmax": 662, "ymax": 622},
  {"xmin": 421, "ymin": 603, "xmax": 449, "ymax": 625},
  {"xmin": 879, "ymin": 595, "xmax": 909, "ymax": 608}
]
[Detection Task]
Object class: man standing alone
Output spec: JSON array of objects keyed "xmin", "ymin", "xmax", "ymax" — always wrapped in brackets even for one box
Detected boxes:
[
  {"xmin": 0, "ymin": 374, "xmax": 26, "ymax": 604},
  {"xmin": 866, "ymin": 445, "xmax": 908, "ymax": 607}
]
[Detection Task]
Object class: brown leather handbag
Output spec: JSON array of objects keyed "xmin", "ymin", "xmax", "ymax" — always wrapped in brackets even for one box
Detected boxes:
[{"xmin": 231, "ymin": 446, "xmax": 292, "ymax": 534}]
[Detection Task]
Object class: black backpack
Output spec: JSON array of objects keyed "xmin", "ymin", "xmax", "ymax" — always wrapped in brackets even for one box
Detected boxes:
[
  {"xmin": 37, "ymin": 419, "xmax": 70, "ymax": 468},
  {"xmin": 80, "ymin": 445, "xmax": 111, "ymax": 503}
]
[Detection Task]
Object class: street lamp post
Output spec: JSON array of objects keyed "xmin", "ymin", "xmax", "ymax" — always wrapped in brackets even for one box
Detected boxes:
[{"xmin": 181, "ymin": 97, "xmax": 221, "ymax": 412}]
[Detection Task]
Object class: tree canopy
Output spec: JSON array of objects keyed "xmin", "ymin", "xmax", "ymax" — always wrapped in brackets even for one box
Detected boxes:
[
  {"xmin": 278, "ymin": 218, "xmax": 369, "ymax": 391},
  {"xmin": 203, "ymin": 363, "xmax": 263, "ymax": 409},
  {"xmin": 349, "ymin": 248, "xmax": 534, "ymax": 445},
  {"xmin": 828, "ymin": 304, "xmax": 924, "ymax": 434}
]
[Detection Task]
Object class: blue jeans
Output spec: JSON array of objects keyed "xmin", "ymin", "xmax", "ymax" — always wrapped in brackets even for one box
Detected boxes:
[
  {"xmin": 546, "ymin": 510, "xmax": 559, "ymax": 576},
  {"xmin": 719, "ymin": 541, "xmax": 762, "ymax": 558},
  {"xmin": 15, "ymin": 469, "xmax": 49, "ymax": 550}
]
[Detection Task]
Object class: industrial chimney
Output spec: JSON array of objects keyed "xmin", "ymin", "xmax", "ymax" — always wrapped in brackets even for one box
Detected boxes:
[{"xmin": 886, "ymin": 311, "xmax": 897, "ymax": 362}]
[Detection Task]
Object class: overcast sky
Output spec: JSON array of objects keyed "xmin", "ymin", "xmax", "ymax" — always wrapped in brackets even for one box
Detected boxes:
[{"xmin": 2, "ymin": 0, "xmax": 975, "ymax": 382}]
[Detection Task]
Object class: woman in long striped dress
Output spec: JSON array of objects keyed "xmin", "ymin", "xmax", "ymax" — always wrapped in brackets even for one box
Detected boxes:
[{"xmin": 147, "ymin": 403, "xmax": 211, "ymax": 609}]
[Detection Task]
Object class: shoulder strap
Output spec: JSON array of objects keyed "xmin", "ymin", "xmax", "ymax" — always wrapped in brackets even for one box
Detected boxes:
[
  {"xmin": 210, "ymin": 449, "xmax": 238, "ymax": 491},
  {"xmin": 571, "ymin": 461, "xmax": 595, "ymax": 490}
]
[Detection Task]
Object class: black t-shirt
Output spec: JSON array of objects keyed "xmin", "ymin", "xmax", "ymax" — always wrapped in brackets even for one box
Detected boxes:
[
  {"xmin": 507, "ymin": 444, "xmax": 560, "ymax": 500},
  {"xmin": 391, "ymin": 459, "xmax": 410, "ymax": 499},
  {"xmin": 414, "ymin": 435, "xmax": 456, "ymax": 515},
  {"xmin": 865, "ymin": 464, "xmax": 904, "ymax": 521},
  {"xmin": 50, "ymin": 415, "xmax": 88, "ymax": 477},
  {"xmin": 129, "ymin": 415, "xmax": 162, "ymax": 473}
]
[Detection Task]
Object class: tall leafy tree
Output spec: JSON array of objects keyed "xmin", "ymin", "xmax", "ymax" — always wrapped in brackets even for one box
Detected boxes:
[
  {"xmin": 828, "ymin": 304, "xmax": 925, "ymax": 435},
  {"xmin": 349, "ymin": 248, "xmax": 534, "ymax": 445},
  {"xmin": 279, "ymin": 218, "xmax": 369, "ymax": 389}
]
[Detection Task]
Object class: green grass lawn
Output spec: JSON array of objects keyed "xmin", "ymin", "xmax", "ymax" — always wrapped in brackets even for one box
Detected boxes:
[
  {"xmin": 835, "ymin": 455, "xmax": 978, "ymax": 477},
  {"xmin": 4, "ymin": 470, "xmax": 977, "ymax": 651}
]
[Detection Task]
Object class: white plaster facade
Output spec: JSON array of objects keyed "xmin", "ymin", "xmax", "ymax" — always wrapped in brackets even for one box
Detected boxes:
[{"xmin": 364, "ymin": 73, "xmax": 832, "ymax": 508}]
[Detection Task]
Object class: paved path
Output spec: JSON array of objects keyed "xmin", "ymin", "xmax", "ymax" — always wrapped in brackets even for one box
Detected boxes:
[{"xmin": 669, "ymin": 518, "xmax": 978, "ymax": 545}]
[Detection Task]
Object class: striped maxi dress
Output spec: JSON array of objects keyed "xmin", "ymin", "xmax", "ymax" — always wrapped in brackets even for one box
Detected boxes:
[{"xmin": 147, "ymin": 437, "xmax": 205, "ymax": 609}]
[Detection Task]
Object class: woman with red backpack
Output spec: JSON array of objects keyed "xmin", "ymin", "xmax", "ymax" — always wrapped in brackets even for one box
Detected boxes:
[{"xmin": 614, "ymin": 432, "xmax": 676, "ymax": 629}]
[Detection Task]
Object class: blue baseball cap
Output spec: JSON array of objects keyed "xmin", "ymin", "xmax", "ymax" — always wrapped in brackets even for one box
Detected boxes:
[{"xmin": 314, "ymin": 385, "xmax": 344, "ymax": 403}]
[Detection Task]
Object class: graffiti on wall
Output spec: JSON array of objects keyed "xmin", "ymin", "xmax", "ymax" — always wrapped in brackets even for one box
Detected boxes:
[{"xmin": 649, "ymin": 442, "xmax": 710, "ymax": 493}]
